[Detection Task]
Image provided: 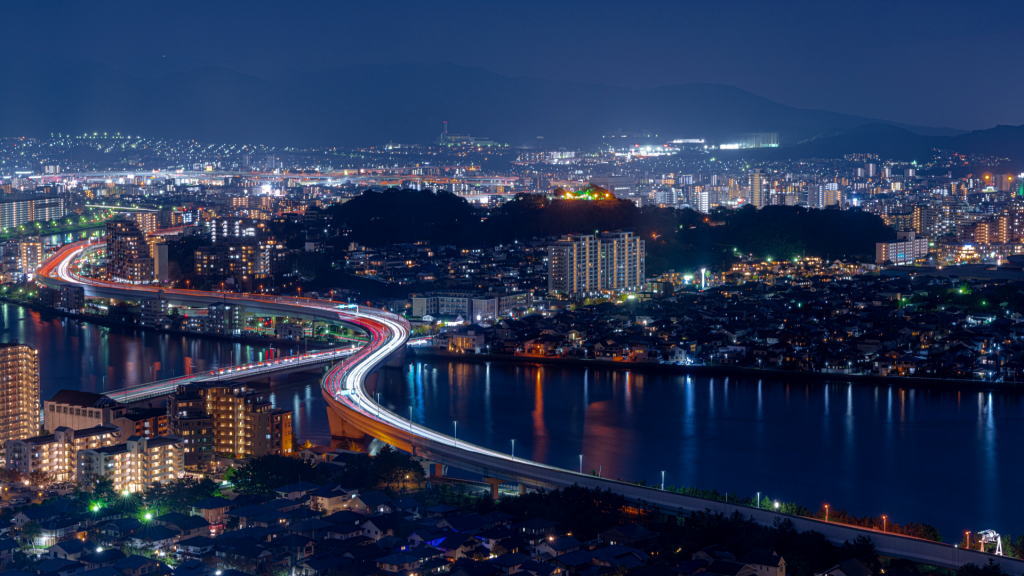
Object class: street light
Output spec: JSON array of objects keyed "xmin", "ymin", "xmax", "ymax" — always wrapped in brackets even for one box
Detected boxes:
[
  {"xmin": 660, "ymin": 470, "xmax": 666, "ymax": 491},
  {"xmin": 408, "ymin": 406, "xmax": 413, "ymax": 432},
  {"xmin": 756, "ymin": 491, "xmax": 761, "ymax": 508},
  {"xmin": 882, "ymin": 514, "xmax": 888, "ymax": 533},
  {"xmin": 510, "ymin": 438, "xmax": 516, "ymax": 460},
  {"xmin": 578, "ymin": 453, "xmax": 583, "ymax": 474},
  {"xmin": 824, "ymin": 503, "xmax": 830, "ymax": 522},
  {"xmin": 452, "ymin": 420, "xmax": 458, "ymax": 447}
]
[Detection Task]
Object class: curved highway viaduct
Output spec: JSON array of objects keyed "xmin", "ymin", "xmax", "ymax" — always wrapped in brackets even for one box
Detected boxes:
[{"xmin": 38, "ymin": 240, "xmax": 1024, "ymax": 573}]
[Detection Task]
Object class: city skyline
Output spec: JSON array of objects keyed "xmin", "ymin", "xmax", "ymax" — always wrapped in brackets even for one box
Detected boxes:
[{"xmin": 1, "ymin": 2, "xmax": 1024, "ymax": 574}]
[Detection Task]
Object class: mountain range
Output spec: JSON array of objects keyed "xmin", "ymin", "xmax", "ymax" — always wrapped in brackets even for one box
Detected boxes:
[{"xmin": 0, "ymin": 61, "xmax": 1021, "ymax": 160}]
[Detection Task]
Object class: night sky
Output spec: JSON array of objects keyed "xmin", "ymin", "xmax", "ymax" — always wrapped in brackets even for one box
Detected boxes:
[{"xmin": 3, "ymin": 0, "xmax": 1022, "ymax": 130}]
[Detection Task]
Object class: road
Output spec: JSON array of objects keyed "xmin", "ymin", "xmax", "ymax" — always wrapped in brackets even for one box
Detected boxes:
[
  {"xmin": 101, "ymin": 345, "xmax": 358, "ymax": 403},
  {"xmin": 37, "ymin": 240, "xmax": 1024, "ymax": 573}
]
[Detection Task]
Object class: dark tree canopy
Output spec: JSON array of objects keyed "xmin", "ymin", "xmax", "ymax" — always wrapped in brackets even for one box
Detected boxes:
[{"xmin": 327, "ymin": 189, "xmax": 895, "ymax": 274}]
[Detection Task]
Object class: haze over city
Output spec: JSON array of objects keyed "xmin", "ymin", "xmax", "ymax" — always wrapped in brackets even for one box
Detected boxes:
[{"xmin": 4, "ymin": 0, "xmax": 1024, "ymax": 144}]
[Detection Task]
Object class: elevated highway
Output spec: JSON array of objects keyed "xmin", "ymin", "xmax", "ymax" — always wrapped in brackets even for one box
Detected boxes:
[
  {"xmin": 36, "ymin": 240, "xmax": 1024, "ymax": 573},
  {"xmin": 102, "ymin": 345, "xmax": 358, "ymax": 404}
]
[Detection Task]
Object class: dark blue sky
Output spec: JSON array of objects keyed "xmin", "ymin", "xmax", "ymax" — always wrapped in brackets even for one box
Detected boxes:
[{"xmin": 3, "ymin": 0, "xmax": 1021, "ymax": 130}]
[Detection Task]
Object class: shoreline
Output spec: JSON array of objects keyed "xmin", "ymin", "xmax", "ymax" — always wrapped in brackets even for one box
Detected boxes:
[
  {"xmin": 0, "ymin": 295, "xmax": 334, "ymax": 351},
  {"xmin": 13, "ymin": 291, "xmax": 1020, "ymax": 394},
  {"xmin": 409, "ymin": 348, "xmax": 1024, "ymax": 393}
]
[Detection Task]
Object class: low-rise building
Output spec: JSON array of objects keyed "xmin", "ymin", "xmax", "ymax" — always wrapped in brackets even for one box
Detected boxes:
[
  {"xmin": 411, "ymin": 291, "xmax": 530, "ymax": 323},
  {"xmin": 77, "ymin": 436, "xmax": 184, "ymax": 494},
  {"xmin": 5, "ymin": 425, "xmax": 120, "ymax": 484},
  {"xmin": 207, "ymin": 302, "xmax": 242, "ymax": 336},
  {"xmin": 140, "ymin": 296, "xmax": 171, "ymax": 328},
  {"xmin": 43, "ymin": 390, "xmax": 124, "ymax": 433}
]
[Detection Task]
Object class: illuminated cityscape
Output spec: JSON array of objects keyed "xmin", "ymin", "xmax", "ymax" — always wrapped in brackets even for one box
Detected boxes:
[{"xmin": 0, "ymin": 1, "xmax": 1022, "ymax": 575}]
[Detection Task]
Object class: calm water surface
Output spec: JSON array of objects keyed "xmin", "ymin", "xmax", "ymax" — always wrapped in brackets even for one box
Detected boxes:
[
  {"xmin": 10, "ymin": 298, "xmax": 1019, "ymax": 541},
  {"xmin": 369, "ymin": 359, "xmax": 1024, "ymax": 541}
]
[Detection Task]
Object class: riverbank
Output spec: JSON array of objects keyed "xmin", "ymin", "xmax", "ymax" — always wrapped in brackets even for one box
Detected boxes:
[
  {"xmin": 409, "ymin": 348, "xmax": 1024, "ymax": 392},
  {"xmin": 0, "ymin": 295, "xmax": 333, "ymax": 351}
]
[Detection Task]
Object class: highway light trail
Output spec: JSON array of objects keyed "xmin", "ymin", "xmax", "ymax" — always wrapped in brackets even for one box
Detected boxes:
[{"xmin": 34, "ymin": 240, "xmax": 1024, "ymax": 572}]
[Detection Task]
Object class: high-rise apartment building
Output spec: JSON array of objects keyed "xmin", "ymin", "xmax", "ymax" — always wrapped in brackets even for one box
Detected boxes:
[
  {"xmin": 106, "ymin": 218, "xmax": 153, "ymax": 284},
  {"xmin": 129, "ymin": 211, "xmax": 159, "ymax": 235},
  {"xmin": 749, "ymin": 170, "xmax": 765, "ymax": 208},
  {"xmin": 548, "ymin": 231, "xmax": 645, "ymax": 297},
  {"xmin": 875, "ymin": 232, "xmax": 930, "ymax": 265},
  {"xmin": 548, "ymin": 234, "xmax": 603, "ymax": 296},
  {"xmin": 194, "ymin": 240, "xmax": 285, "ymax": 287},
  {"xmin": 172, "ymin": 383, "xmax": 293, "ymax": 460},
  {"xmin": 602, "ymin": 231, "xmax": 646, "ymax": 293},
  {"xmin": 694, "ymin": 187, "xmax": 711, "ymax": 214},
  {"xmin": 0, "ymin": 195, "xmax": 65, "ymax": 230},
  {"xmin": 17, "ymin": 238, "xmax": 45, "ymax": 276},
  {"xmin": 808, "ymin": 183, "xmax": 843, "ymax": 209},
  {"xmin": 150, "ymin": 240, "xmax": 169, "ymax": 284},
  {"xmin": 169, "ymin": 385, "xmax": 214, "ymax": 469},
  {"xmin": 0, "ymin": 344, "xmax": 40, "ymax": 448},
  {"xmin": 203, "ymin": 218, "xmax": 260, "ymax": 242},
  {"xmin": 974, "ymin": 222, "xmax": 992, "ymax": 245}
]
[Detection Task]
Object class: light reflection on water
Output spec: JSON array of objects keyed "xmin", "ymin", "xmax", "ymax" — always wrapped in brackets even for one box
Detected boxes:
[
  {"xmin": 15, "ymin": 295, "xmax": 1021, "ymax": 542},
  {"xmin": 370, "ymin": 359, "xmax": 1024, "ymax": 541},
  {"xmin": 0, "ymin": 303, "xmax": 274, "ymax": 396}
]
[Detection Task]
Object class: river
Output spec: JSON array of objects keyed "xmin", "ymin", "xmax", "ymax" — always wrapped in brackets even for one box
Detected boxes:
[
  {"xmin": 6, "ymin": 300, "xmax": 1018, "ymax": 541},
  {"xmin": 369, "ymin": 359, "xmax": 1023, "ymax": 542}
]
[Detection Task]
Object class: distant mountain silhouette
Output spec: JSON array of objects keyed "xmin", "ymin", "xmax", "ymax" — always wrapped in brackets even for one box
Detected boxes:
[
  {"xmin": 758, "ymin": 124, "xmax": 938, "ymax": 159},
  {"xmin": 948, "ymin": 125, "xmax": 1024, "ymax": 160},
  {"xmin": 1, "ymin": 61, "xmax": 973, "ymax": 148},
  {"xmin": 744, "ymin": 122, "xmax": 1024, "ymax": 162}
]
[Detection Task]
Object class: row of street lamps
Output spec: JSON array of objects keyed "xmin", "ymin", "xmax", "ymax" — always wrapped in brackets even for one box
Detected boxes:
[{"xmin": 399, "ymin": 407, "xmax": 902, "ymax": 537}]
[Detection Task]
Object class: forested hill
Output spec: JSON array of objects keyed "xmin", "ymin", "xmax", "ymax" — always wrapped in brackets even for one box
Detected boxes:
[{"xmin": 329, "ymin": 189, "xmax": 895, "ymax": 272}]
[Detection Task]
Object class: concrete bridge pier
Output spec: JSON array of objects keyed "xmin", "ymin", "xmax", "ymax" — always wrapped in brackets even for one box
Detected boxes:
[
  {"xmin": 385, "ymin": 346, "xmax": 407, "ymax": 368},
  {"xmin": 418, "ymin": 461, "xmax": 446, "ymax": 478},
  {"xmin": 484, "ymin": 477, "xmax": 502, "ymax": 500},
  {"xmin": 326, "ymin": 403, "xmax": 374, "ymax": 452}
]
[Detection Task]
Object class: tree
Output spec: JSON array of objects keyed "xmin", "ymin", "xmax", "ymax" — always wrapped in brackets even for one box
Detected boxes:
[
  {"xmin": 840, "ymin": 536, "xmax": 881, "ymax": 574},
  {"xmin": 19, "ymin": 521, "xmax": 40, "ymax": 546},
  {"xmin": 370, "ymin": 447, "xmax": 424, "ymax": 492},
  {"xmin": 145, "ymin": 478, "xmax": 219, "ymax": 510},
  {"xmin": 956, "ymin": 561, "xmax": 1007, "ymax": 576},
  {"xmin": 226, "ymin": 455, "xmax": 322, "ymax": 495}
]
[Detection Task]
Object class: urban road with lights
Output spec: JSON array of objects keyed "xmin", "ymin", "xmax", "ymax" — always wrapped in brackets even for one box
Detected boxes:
[{"xmin": 36, "ymin": 240, "xmax": 1024, "ymax": 572}]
